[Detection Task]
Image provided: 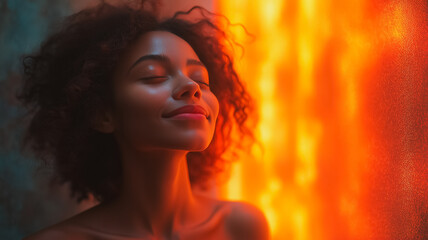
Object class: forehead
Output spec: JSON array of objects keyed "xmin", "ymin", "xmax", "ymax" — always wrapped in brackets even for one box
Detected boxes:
[{"xmin": 119, "ymin": 31, "xmax": 200, "ymax": 69}]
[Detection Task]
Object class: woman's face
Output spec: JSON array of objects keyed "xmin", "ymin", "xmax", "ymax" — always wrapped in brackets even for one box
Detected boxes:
[{"xmin": 110, "ymin": 31, "xmax": 219, "ymax": 152}]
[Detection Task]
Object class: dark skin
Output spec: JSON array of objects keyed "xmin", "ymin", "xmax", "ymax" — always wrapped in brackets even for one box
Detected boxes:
[{"xmin": 24, "ymin": 31, "xmax": 270, "ymax": 240}]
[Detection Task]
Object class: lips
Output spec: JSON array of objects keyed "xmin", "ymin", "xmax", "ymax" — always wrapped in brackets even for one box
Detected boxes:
[{"xmin": 163, "ymin": 105, "xmax": 208, "ymax": 118}]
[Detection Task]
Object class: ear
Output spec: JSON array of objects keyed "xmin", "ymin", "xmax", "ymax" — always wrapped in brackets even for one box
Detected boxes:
[{"xmin": 91, "ymin": 108, "xmax": 115, "ymax": 133}]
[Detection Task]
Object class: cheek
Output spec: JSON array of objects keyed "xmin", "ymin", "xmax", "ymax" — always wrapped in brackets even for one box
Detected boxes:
[
  {"xmin": 114, "ymin": 85, "xmax": 168, "ymax": 138},
  {"xmin": 207, "ymin": 93, "xmax": 220, "ymax": 121}
]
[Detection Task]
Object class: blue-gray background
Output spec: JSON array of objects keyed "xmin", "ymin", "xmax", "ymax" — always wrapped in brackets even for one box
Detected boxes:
[{"xmin": 0, "ymin": 1, "xmax": 90, "ymax": 239}]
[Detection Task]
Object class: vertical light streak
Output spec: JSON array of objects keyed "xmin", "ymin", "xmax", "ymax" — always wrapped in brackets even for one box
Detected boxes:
[
  {"xmin": 295, "ymin": 120, "xmax": 322, "ymax": 187},
  {"xmin": 255, "ymin": 0, "xmax": 287, "ymax": 236},
  {"xmin": 226, "ymin": 162, "xmax": 243, "ymax": 200}
]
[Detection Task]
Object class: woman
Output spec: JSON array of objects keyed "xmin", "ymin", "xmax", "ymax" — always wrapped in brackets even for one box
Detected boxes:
[{"xmin": 19, "ymin": 1, "xmax": 269, "ymax": 239}]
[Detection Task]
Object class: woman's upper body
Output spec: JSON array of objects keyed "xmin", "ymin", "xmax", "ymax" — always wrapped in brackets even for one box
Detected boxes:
[
  {"xmin": 23, "ymin": 194, "xmax": 269, "ymax": 240},
  {"xmin": 19, "ymin": 1, "xmax": 267, "ymax": 239}
]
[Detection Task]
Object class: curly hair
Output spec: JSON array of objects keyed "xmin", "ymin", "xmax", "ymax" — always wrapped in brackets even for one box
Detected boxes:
[{"xmin": 17, "ymin": 2, "xmax": 256, "ymax": 203}]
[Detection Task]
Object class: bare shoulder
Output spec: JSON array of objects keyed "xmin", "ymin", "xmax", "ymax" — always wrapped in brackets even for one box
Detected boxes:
[
  {"xmin": 223, "ymin": 201, "xmax": 271, "ymax": 240},
  {"xmin": 22, "ymin": 221, "xmax": 90, "ymax": 240},
  {"xmin": 192, "ymin": 193, "xmax": 270, "ymax": 239},
  {"xmin": 22, "ymin": 204, "xmax": 103, "ymax": 240}
]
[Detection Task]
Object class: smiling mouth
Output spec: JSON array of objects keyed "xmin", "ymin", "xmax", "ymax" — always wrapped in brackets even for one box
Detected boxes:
[
  {"xmin": 162, "ymin": 105, "xmax": 209, "ymax": 119},
  {"xmin": 164, "ymin": 113, "xmax": 208, "ymax": 120}
]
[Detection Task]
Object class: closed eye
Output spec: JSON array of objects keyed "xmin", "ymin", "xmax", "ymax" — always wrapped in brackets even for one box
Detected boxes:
[
  {"xmin": 197, "ymin": 81, "xmax": 210, "ymax": 88},
  {"xmin": 139, "ymin": 76, "xmax": 169, "ymax": 81}
]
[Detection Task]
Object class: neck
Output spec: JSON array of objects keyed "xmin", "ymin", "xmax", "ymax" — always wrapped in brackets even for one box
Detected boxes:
[{"xmin": 112, "ymin": 147, "xmax": 198, "ymax": 237}]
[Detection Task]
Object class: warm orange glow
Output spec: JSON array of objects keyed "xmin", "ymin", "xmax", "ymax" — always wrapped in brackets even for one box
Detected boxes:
[{"xmin": 217, "ymin": 0, "xmax": 427, "ymax": 239}]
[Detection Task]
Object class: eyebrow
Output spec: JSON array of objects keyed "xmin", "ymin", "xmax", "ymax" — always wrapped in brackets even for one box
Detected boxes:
[
  {"xmin": 127, "ymin": 54, "xmax": 206, "ymax": 74},
  {"xmin": 186, "ymin": 59, "xmax": 205, "ymax": 67},
  {"xmin": 127, "ymin": 54, "xmax": 171, "ymax": 74}
]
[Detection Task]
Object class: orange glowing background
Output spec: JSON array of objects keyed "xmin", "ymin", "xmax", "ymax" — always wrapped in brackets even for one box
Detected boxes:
[{"xmin": 215, "ymin": 0, "xmax": 428, "ymax": 239}]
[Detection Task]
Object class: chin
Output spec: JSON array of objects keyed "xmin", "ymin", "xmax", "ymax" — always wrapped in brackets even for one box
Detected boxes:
[
  {"xmin": 132, "ymin": 130, "xmax": 214, "ymax": 152},
  {"xmin": 187, "ymin": 144, "xmax": 210, "ymax": 152},
  {"xmin": 169, "ymin": 131, "xmax": 214, "ymax": 151},
  {"xmin": 175, "ymin": 139, "xmax": 211, "ymax": 152}
]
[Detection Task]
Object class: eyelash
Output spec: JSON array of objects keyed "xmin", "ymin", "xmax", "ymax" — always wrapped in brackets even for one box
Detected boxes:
[
  {"xmin": 139, "ymin": 76, "xmax": 168, "ymax": 81},
  {"xmin": 140, "ymin": 76, "xmax": 210, "ymax": 88},
  {"xmin": 198, "ymin": 81, "xmax": 210, "ymax": 87}
]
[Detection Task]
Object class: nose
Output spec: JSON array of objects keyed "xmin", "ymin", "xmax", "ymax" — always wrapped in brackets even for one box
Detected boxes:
[{"xmin": 172, "ymin": 76, "xmax": 202, "ymax": 100}]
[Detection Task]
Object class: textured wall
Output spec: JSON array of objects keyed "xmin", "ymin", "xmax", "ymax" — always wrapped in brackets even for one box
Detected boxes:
[{"xmin": 217, "ymin": 0, "xmax": 428, "ymax": 239}]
